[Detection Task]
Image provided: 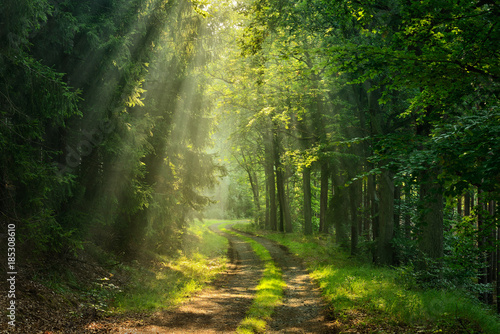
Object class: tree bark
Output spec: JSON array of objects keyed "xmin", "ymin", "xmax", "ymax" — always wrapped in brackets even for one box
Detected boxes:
[
  {"xmin": 332, "ymin": 165, "xmax": 349, "ymax": 246},
  {"xmin": 457, "ymin": 196, "xmax": 462, "ymax": 217},
  {"xmin": 418, "ymin": 170, "xmax": 444, "ymax": 261},
  {"xmin": 250, "ymin": 171, "xmax": 261, "ymax": 226},
  {"xmin": 404, "ymin": 184, "xmax": 412, "ymax": 240},
  {"xmin": 369, "ymin": 173, "xmax": 378, "ymax": 243},
  {"xmin": 303, "ymin": 166, "xmax": 313, "ymax": 235},
  {"xmin": 376, "ymin": 170, "xmax": 395, "ymax": 265},
  {"xmin": 464, "ymin": 191, "xmax": 471, "ymax": 217},
  {"xmin": 319, "ymin": 161, "xmax": 329, "ymax": 233},
  {"xmin": 241, "ymin": 154, "xmax": 261, "ymax": 227},
  {"xmin": 264, "ymin": 131, "xmax": 277, "ymax": 231},
  {"xmin": 349, "ymin": 179, "xmax": 361, "ymax": 255},
  {"xmin": 275, "ymin": 134, "xmax": 292, "ymax": 233}
]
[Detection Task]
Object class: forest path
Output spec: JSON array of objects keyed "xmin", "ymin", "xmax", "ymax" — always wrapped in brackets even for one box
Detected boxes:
[
  {"xmin": 87, "ymin": 223, "xmax": 334, "ymax": 333},
  {"xmin": 233, "ymin": 229, "xmax": 334, "ymax": 334},
  {"xmin": 93, "ymin": 222, "xmax": 263, "ymax": 333}
]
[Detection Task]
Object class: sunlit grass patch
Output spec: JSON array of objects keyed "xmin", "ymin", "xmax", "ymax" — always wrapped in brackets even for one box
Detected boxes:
[
  {"xmin": 220, "ymin": 228, "xmax": 285, "ymax": 334},
  {"xmin": 111, "ymin": 220, "xmax": 228, "ymax": 313},
  {"xmin": 183, "ymin": 219, "xmax": 229, "ymax": 257}
]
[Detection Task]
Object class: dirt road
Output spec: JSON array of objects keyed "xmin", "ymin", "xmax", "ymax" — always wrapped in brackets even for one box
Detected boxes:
[
  {"xmin": 235, "ymin": 229, "xmax": 333, "ymax": 334},
  {"xmin": 82, "ymin": 223, "xmax": 334, "ymax": 333}
]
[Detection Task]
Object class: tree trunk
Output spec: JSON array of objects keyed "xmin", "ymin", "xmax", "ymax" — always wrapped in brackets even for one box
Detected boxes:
[
  {"xmin": 457, "ymin": 196, "xmax": 462, "ymax": 217},
  {"xmin": 394, "ymin": 186, "xmax": 401, "ymax": 231},
  {"xmin": 245, "ymin": 168, "xmax": 261, "ymax": 226},
  {"xmin": 276, "ymin": 165, "xmax": 292, "ymax": 232},
  {"xmin": 363, "ymin": 177, "xmax": 370, "ymax": 239},
  {"xmin": 264, "ymin": 132, "xmax": 277, "ymax": 231},
  {"xmin": 464, "ymin": 191, "xmax": 471, "ymax": 217},
  {"xmin": 275, "ymin": 135, "xmax": 292, "ymax": 233},
  {"xmin": 477, "ymin": 189, "xmax": 488, "ymax": 302},
  {"xmin": 369, "ymin": 173, "xmax": 378, "ymax": 243},
  {"xmin": 404, "ymin": 185, "xmax": 412, "ymax": 240},
  {"xmin": 349, "ymin": 179, "xmax": 361, "ymax": 255},
  {"xmin": 265, "ymin": 180, "xmax": 270, "ymax": 228},
  {"xmin": 418, "ymin": 170, "xmax": 444, "ymax": 261},
  {"xmin": 332, "ymin": 165, "xmax": 349, "ymax": 246},
  {"xmin": 376, "ymin": 170, "xmax": 395, "ymax": 265},
  {"xmin": 303, "ymin": 166, "xmax": 313, "ymax": 235},
  {"xmin": 496, "ymin": 217, "xmax": 500, "ymax": 313},
  {"xmin": 319, "ymin": 161, "xmax": 329, "ymax": 233}
]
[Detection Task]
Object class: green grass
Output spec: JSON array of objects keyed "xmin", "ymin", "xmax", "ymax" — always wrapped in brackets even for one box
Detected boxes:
[
  {"xmin": 234, "ymin": 223, "xmax": 500, "ymax": 334},
  {"xmin": 220, "ymin": 226, "xmax": 285, "ymax": 334},
  {"xmin": 111, "ymin": 219, "xmax": 228, "ymax": 313}
]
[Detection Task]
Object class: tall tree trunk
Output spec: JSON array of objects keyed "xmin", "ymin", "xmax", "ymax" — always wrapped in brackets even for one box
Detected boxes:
[
  {"xmin": 488, "ymin": 201, "xmax": 497, "ymax": 307},
  {"xmin": 265, "ymin": 179, "xmax": 270, "ymax": 229},
  {"xmin": 332, "ymin": 165, "xmax": 348, "ymax": 246},
  {"xmin": 369, "ymin": 173, "xmax": 378, "ymax": 244},
  {"xmin": 276, "ymin": 165, "xmax": 292, "ymax": 232},
  {"xmin": 457, "ymin": 196, "xmax": 462, "ymax": 217},
  {"xmin": 251, "ymin": 171, "xmax": 262, "ymax": 227},
  {"xmin": 319, "ymin": 161, "xmax": 329, "ymax": 233},
  {"xmin": 264, "ymin": 131, "xmax": 277, "ymax": 231},
  {"xmin": 303, "ymin": 166, "xmax": 313, "ymax": 235},
  {"xmin": 376, "ymin": 170, "xmax": 395, "ymax": 265},
  {"xmin": 349, "ymin": 179, "xmax": 361, "ymax": 255},
  {"xmin": 464, "ymin": 191, "xmax": 471, "ymax": 217},
  {"xmin": 244, "ymin": 166, "xmax": 261, "ymax": 226},
  {"xmin": 363, "ymin": 177, "xmax": 370, "ymax": 239},
  {"xmin": 298, "ymin": 111, "xmax": 313, "ymax": 235},
  {"xmin": 416, "ymin": 110, "xmax": 444, "ymax": 266},
  {"xmin": 393, "ymin": 185, "xmax": 402, "ymax": 265},
  {"xmin": 284, "ymin": 173, "xmax": 293, "ymax": 233},
  {"xmin": 477, "ymin": 189, "xmax": 488, "ymax": 302},
  {"xmin": 365, "ymin": 82, "xmax": 392, "ymax": 264},
  {"xmin": 418, "ymin": 170, "xmax": 444, "ymax": 262},
  {"xmin": 487, "ymin": 200, "xmax": 495, "ymax": 304},
  {"xmin": 275, "ymin": 135, "xmax": 292, "ymax": 233},
  {"xmin": 497, "ymin": 217, "xmax": 500, "ymax": 313},
  {"xmin": 477, "ymin": 191, "xmax": 495, "ymax": 304},
  {"xmin": 404, "ymin": 184, "xmax": 412, "ymax": 240},
  {"xmin": 394, "ymin": 186, "xmax": 401, "ymax": 231}
]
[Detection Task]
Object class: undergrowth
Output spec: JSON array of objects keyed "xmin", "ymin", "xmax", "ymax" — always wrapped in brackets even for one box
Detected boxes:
[
  {"xmin": 110, "ymin": 219, "xmax": 228, "ymax": 313},
  {"xmin": 234, "ymin": 223, "xmax": 500, "ymax": 334}
]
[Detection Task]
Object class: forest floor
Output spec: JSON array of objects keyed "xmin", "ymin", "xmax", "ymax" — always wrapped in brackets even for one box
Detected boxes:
[
  {"xmin": 75, "ymin": 223, "xmax": 336, "ymax": 333},
  {"xmin": 0, "ymin": 222, "xmax": 336, "ymax": 333},
  {"xmin": 3, "ymin": 221, "xmax": 499, "ymax": 333}
]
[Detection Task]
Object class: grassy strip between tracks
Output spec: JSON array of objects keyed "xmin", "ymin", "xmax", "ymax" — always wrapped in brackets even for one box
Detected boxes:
[
  {"xmin": 221, "ymin": 227, "xmax": 285, "ymax": 334},
  {"xmin": 233, "ymin": 223, "xmax": 500, "ymax": 334}
]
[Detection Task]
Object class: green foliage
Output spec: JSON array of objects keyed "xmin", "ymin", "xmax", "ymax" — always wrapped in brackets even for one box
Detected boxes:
[{"xmin": 432, "ymin": 107, "xmax": 500, "ymax": 196}]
